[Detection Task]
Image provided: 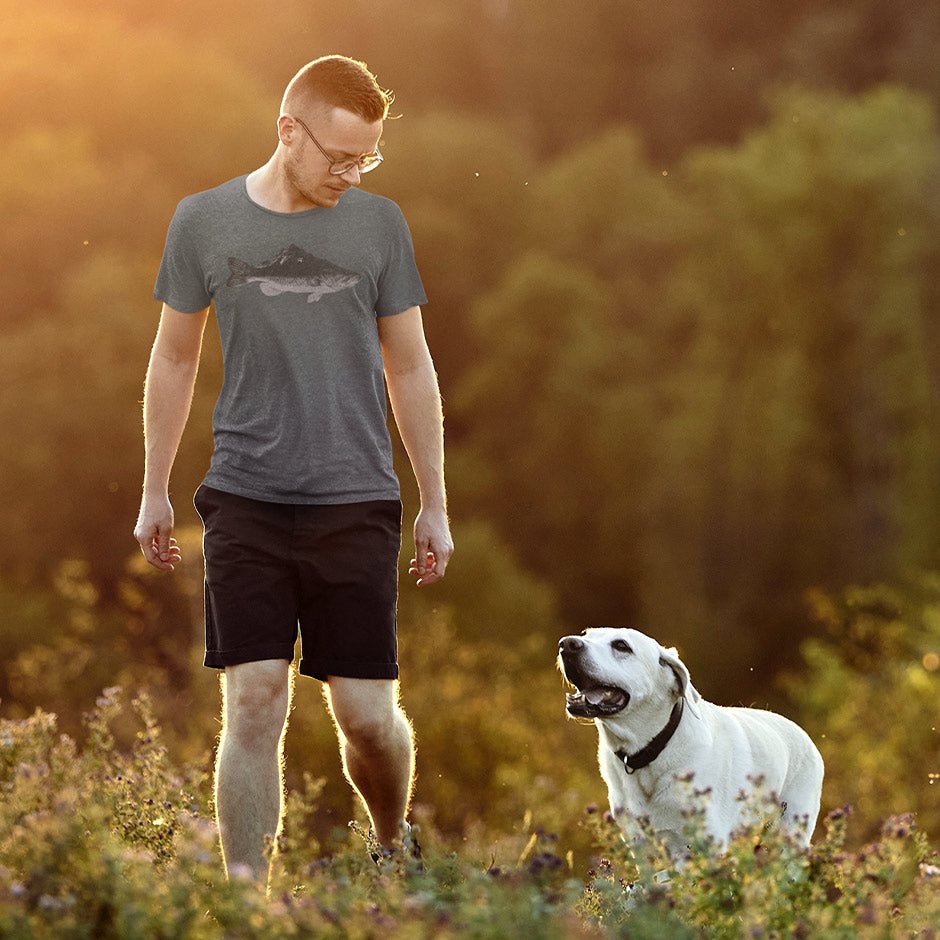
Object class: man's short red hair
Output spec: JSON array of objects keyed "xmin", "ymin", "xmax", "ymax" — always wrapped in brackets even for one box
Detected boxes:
[{"xmin": 281, "ymin": 55, "xmax": 393, "ymax": 122}]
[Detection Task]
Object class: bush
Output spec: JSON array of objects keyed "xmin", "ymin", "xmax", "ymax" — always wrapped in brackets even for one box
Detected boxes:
[{"xmin": 787, "ymin": 575, "xmax": 940, "ymax": 845}]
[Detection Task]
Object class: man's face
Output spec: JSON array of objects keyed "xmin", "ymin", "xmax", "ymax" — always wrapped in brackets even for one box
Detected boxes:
[{"xmin": 283, "ymin": 107, "xmax": 383, "ymax": 210}]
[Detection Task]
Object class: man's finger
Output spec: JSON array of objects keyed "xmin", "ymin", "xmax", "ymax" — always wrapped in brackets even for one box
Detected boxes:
[
  {"xmin": 408, "ymin": 551, "xmax": 433, "ymax": 575},
  {"xmin": 428, "ymin": 535, "xmax": 453, "ymax": 577},
  {"xmin": 413, "ymin": 538, "xmax": 430, "ymax": 574}
]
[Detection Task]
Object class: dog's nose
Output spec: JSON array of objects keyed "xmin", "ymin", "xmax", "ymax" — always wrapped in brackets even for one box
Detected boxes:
[{"xmin": 559, "ymin": 636, "xmax": 584, "ymax": 654}]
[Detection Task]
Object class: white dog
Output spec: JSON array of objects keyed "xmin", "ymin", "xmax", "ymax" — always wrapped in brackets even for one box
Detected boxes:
[{"xmin": 558, "ymin": 627, "xmax": 824, "ymax": 859}]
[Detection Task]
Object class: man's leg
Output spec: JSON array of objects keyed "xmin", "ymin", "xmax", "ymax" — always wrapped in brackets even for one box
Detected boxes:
[
  {"xmin": 215, "ymin": 659, "xmax": 292, "ymax": 881},
  {"xmin": 325, "ymin": 677, "xmax": 415, "ymax": 847}
]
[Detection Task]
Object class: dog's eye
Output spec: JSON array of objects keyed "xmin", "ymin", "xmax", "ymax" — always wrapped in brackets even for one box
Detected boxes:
[{"xmin": 612, "ymin": 639, "xmax": 633, "ymax": 654}]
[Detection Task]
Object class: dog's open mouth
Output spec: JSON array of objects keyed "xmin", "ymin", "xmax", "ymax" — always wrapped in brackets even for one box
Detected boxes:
[{"xmin": 565, "ymin": 685, "xmax": 630, "ymax": 718}]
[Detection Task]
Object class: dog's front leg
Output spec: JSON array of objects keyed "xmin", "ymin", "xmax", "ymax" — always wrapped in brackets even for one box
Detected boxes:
[{"xmin": 655, "ymin": 828, "xmax": 688, "ymax": 864}]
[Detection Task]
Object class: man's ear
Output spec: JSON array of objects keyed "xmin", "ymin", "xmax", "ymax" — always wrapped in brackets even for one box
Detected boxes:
[
  {"xmin": 277, "ymin": 114, "xmax": 295, "ymax": 145},
  {"xmin": 658, "ymin": 645, "xmax": 702, "ymax": 719}
]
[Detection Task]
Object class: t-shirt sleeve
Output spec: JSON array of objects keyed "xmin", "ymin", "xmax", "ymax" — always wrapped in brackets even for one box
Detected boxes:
[
  {"xmin": 374, "ymin": 203, "xmax": 428, "ymax": 318},
  {"xmin": 153, "ymin": 201, "xmax": 212, "ymax": 313}
]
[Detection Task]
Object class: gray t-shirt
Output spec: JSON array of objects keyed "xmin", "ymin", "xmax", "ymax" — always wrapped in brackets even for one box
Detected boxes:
[{"xmin": 154, "ymin": 176, "xmax": 427, "ymax": 504}]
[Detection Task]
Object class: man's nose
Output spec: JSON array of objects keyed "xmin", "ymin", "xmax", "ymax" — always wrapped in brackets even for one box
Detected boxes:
[{"xmin": 340, "ymin": 165, "xmax": 362, "ymax": 184}]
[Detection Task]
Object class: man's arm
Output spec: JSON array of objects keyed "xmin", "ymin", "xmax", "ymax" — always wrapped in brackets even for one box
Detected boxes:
[
  {"xmin": 378, "ymin": 306, "xmax": 454, "ymax": 586},
  {"xmin": 133, "ymin": 304, "xmax": 209, "ymax": 571}
]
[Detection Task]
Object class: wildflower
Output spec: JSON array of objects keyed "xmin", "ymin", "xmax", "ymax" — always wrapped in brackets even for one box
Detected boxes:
[
  {"xmin": 827, "ymin": 805, "xmax": 853, "ymax": 823},
  {"xmin": 96, "ymin": 687, "xmax": 121, "ymax": 708},
  {"xmin": 881, "ymin": 813, "xmax": 916, "ymax": 839},
  {"xmin": 38, "ymin": 895, "xmax": 67, "ymax": 910}
]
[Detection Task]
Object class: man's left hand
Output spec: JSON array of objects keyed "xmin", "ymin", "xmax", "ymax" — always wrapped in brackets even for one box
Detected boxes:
[{"xmin": 409, "ymin": 507, "xmax": 453, "ymax": 586}]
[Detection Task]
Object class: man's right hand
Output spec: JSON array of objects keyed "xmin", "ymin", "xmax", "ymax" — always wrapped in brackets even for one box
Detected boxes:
[{"xmin": 134, "ymin": 494, "xmax": 182, "ymax": 571}]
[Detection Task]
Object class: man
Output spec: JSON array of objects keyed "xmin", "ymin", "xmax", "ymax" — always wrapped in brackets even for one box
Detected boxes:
[{"xmin": 133, "ymin": 55, "xmax": 453, "ymax": 882}]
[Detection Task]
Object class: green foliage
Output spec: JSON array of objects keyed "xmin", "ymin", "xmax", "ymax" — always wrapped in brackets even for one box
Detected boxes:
[
  {"xmin": 376, "ymin": 113, "xmax": 534, "ymax": 382},
  {"xmin": 452, "ymin": 84, "xmax": 940, "ymax": 698},
  {"xmin": 787, "ymin": 575, "xmax": 940, "ymax": 844},
  {"xmin": 454, "ymin": 252, "xmax": 655, "ymax": 624},
  {"xmin": 398, "ymin": 519, "xmax": 561, "ymax": 644},
  {"xmin": 0, "ymin": 251, "xmax": 206, "ymax": 585},
  {"xmin": 581, "ymin": 794, "xmax": 939, "ymax": 938},
  {"xmin": 676, "ymin": 86, "xmax": 940, "ymax": 591},
  {"xmin": 2, "ymin": 693, "xmax": 938, "ymax": 937}
]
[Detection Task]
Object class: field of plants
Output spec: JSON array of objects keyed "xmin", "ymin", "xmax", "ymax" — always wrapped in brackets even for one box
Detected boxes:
[
  {"xmin": 1, "ymin": 689, "xmax": 938, "ymax": 938},
  {"xmin": 3, "ymin": 574, "xmax": 939, "ymax": 938}
]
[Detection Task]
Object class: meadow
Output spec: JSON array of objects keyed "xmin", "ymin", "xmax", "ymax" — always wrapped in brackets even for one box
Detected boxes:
[
  {"xmin": 1, "ymin": 688, "xmax": 938, "ymax": 938},
  {"xmin": 2, "ymin": 574, "xmax": 939, "ymax": 938}
]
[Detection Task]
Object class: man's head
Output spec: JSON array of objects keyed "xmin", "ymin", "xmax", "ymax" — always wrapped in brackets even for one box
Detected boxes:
[
  {"xmin": 276, "ymin": 56, "xmax": 391, "ymax": 210},
  {"xmin": 281, "ymin": 55, "xmax": 393, "ymax": 124}
]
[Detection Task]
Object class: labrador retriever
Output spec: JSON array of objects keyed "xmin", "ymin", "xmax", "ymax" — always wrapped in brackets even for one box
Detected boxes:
[{"xmin": 558, "ymin": 627, "xmax": 823, "ymax": 859}]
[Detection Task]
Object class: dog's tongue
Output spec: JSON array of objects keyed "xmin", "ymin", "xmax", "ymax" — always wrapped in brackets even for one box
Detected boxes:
[
  {"xmin": 565, "ymin": 687, "xmax": 629, "ymax": 717},
  {"xmin": 585, "ymin": 688, "xmax": 628, "ymax": 708}
]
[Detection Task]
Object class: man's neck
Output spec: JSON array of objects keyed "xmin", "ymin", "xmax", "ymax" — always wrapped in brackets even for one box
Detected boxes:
[{"xmin": 245, "ymin": 159, "xmax": 314, "ymax": 213}]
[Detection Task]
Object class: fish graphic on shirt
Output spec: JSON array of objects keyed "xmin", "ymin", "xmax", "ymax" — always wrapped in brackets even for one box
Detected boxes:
[{"xmin": 226, "ymin": 244, "xmax": 361, "ymax": 303}]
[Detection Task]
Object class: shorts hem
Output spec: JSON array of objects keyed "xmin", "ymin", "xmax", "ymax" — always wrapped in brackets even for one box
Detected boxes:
[
  {"xmin": 299, "ymin": 659, "xmax": 399, "ymax": 682},
  {"xmin": 204, "ymin": 645, "xmax": 294, "ymax": 670}
]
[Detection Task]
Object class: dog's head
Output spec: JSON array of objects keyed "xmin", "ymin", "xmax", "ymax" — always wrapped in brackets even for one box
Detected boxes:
[{"xmin": 557, "ymin": 627, "xmax": 701, "ymax": 721}]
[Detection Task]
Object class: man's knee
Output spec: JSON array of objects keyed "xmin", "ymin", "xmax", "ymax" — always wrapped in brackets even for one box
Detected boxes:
[
  {"xmin": 327, "ymin": 678, "xmax": 408, "ymax": 752},
  {"xmin": 223, "ymin": 660, "xmax": 291, "ymax": 746}
]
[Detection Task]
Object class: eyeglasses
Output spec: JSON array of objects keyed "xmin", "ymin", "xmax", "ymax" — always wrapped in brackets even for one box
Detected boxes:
[{"xmin": 292, "ymin": 116, "xmax": 383, "ymax": 176}]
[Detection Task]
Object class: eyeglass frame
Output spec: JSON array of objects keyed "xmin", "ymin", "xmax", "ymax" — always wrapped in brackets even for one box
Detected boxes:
[{"xmin": 291, "ymin": 115, "xmax": 384, "ymax": 176}]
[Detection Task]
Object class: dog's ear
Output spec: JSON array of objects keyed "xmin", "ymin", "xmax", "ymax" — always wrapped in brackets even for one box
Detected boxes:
[{"xmin": 659, "ymin": 646, "xmax": 702, "ymax": 719}]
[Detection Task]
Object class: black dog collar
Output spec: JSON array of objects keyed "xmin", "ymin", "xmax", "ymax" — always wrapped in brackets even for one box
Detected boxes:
[{"xmin": 614, "ymin": 698, "xmax": 685, "ymax": 774}]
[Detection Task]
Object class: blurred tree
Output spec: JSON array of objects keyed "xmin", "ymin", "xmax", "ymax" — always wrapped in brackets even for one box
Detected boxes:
[
  {"xmin": 0, "ymin": 556, "xmax": 203, "ymax": 749},
  {"xmin": 0, "ymin": 8, "xmax": 271, "ymax": 328},
  {"xmin": 397, "ymin": 518, "xmax": 562, "ymax": 645},
  {"xmin": 7, "ymin": 0, "xmax": 939, "ymax": 166},
  {"xmin": 659, "ymin": 85, "xmax": 940, "ymax": 685},
  {"xmin": 450, "ymin": 129, "xmax": 692, "ymax": 629},
  {"xmin": 1, "ymin": 0, "xmax": 939, "ymax": 723},
  {"xmin": 450, "ymin": 87, "xmax": 940, "ymax": 701},
  {"xmin": 0, "ymin": 8, "xmax": 272, "ymax": 186},
  {"xmin": 0, "ymin": 249, "xmax": 220, "ymax": 590},
  {"xmin": 452, "ymin": 252, "xmax": 654, "ymax": 626},
  {"xmin": 376, "ymin": 112, "xmax": 534, "ymax": 394}
]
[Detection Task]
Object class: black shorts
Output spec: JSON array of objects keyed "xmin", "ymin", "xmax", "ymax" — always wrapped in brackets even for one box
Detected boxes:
[{"xmin": 194, "ymin": 484, "xmax": 402, "ymax": 681}]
